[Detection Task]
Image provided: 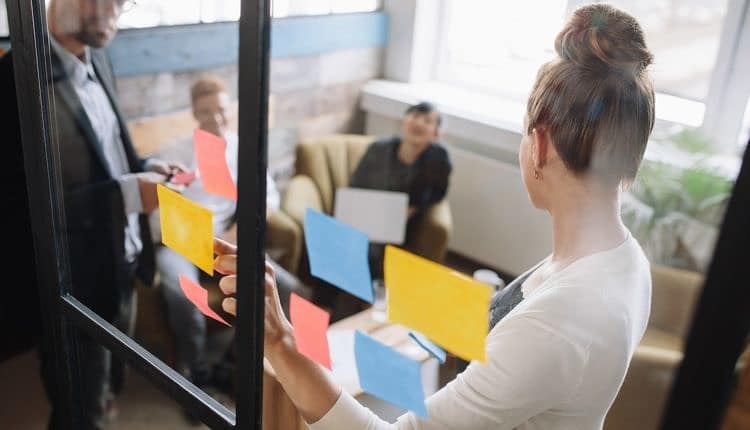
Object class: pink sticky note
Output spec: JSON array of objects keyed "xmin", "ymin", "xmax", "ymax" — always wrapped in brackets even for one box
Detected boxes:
[
  {"xmin": 170, "ymin": 171, "xmax": 196, "ymax": 185},
  {"xmin": 290, "ymin": 293, "xmax": 332, "ymax": 369},
  {"xmin": 178, "ymin": 275, "xmax": 231, "ymax": 327},
  {"xmin": 194, "ymin": 129, "xmax": 237, "ymax": 200}
]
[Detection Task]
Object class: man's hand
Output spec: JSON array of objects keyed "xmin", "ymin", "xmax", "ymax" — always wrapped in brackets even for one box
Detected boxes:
[
  {"xmin": 146, "ymin": 159, "xmax": 192, "ymax": 193},
  {"xmin": 146, "ymin": 159, "xmax": 190, "ymax": 177},
  {"xmin": 136, "ymin": 172, "xmax": 168, "ymax": 214}
]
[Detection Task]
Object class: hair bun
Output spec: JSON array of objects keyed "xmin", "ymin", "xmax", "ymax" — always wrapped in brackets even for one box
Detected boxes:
[{"xmin": 555, "ymin": 4, "xmax": 653, "ymax": 75}]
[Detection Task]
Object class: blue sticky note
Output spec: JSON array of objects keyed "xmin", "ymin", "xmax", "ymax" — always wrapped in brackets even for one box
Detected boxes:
[
  {"xmin": 409, "ymin": 331, "xmax": 447, "ymax": 364},
  {"xmin": 354, "ymin": 330, "xmax": 428, "ymax": 418},
  {"xmin": 304, "ymin": 209, "xmax": 373, "ymax": 303}
]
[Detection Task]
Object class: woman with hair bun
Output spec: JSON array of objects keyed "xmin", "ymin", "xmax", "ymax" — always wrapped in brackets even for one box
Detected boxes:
[{"xmin": 214, "ymin": 4, "xmax": 655, "ymax": 429}]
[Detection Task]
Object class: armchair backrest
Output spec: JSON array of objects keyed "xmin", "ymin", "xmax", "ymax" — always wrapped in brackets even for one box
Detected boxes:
[
  {"xmin": 294, "ymin": 134, "xmax": 376, "ymax": 214},
  {"xmin": 649, "ymin": 264, "xmax": 704, "ymax": 339}
]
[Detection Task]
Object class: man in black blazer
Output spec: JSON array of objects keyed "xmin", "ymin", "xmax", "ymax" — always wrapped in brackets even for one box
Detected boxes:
[{"xmin": 1, "ymin": 0, "xmax": 187, "ymax": 428}]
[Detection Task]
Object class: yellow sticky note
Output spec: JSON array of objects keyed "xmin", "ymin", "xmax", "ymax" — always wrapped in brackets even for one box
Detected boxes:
[
  {"xmin": 157, "ymin": 184, "xmax": 214, "ymax": 275},
  {"xmin": 385, "ymin": 246, "xmax": 492, "ymax": 362}
]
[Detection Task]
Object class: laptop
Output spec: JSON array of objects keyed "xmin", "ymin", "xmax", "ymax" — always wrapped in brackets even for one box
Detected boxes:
[{"xmin": 333, "ymin": 187, "xmax": 409, "ymax": 244}]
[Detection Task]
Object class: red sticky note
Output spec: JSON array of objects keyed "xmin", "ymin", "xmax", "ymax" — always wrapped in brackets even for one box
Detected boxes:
[
  {"xmin": 194, "ymin": 129, "xmax": 237, "ymax": 200},
  {"xmin": 178, "ymin": 275, "xmax": 231, "ymax": 327},
  {"xmin": 290, "ymin": 293, "xmax": 332, "ymax": 369},
  {"xmin": 170, "ymin": 171, "xmax": 196, "ymax": 185}
]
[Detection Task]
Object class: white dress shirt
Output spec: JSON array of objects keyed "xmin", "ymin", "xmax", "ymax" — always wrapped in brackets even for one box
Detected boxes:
[{"xmin": 49, "ymin": 36, "xmax": 144, "ymax": 263}]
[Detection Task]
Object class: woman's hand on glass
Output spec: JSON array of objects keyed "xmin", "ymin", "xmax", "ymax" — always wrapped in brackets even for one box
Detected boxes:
[{"xmin": 213, "ymin": 238, "xmax": 295, "ymax": 354}]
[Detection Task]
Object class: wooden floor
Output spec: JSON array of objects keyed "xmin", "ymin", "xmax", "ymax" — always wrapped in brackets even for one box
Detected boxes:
[{"xmin": 0, "ymin": 349, "xmax": 224, "ymax": 429}]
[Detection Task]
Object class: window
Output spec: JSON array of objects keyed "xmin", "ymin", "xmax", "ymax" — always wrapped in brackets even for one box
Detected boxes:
[
  {"xmin": 604, "ymin": 0, "xmax": 729, "ymax": 102},
  {"xmin": 119, "ymin": 0, "xmax": 240, "ymax": 28},
  {"xmin": 273, "ymin": 0, "xmax": 379, "ymax": 17},
  {"xmin": 436, "ymin": 0, "xmax": 567, "ymax": 102},
  {"xmin": 740, "ymin": 97, "xmax": 750, "ymax": 148},
  {"xmin": 1, "ymin": 0, "xmax": 9, "ymax": 37},
  {"xmin": 118, "ymin": 0, "xmax": 380, "ymax": 28},
  {"xmin": 435, "ymin": 0, "xmax": 733, "ymax": 128}
]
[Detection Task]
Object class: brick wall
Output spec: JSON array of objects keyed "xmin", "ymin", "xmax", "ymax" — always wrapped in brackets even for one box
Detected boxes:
[{"xmin": 117, "ymin": 46, "xmax": 383, "ymax": 186}]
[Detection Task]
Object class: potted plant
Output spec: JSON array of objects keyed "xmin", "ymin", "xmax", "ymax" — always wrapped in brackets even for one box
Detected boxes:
[{"xmin": 622, "ymin": 130, "xmax": 736, "ymax": 272}]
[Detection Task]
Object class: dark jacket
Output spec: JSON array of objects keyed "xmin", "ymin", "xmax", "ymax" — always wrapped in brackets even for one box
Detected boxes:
[
  {"xmin": 1, "ymin": 46, "xmax": 154, "ymax": 332},
  {"xmin": 350, "ymin": 136, "xmax": 452, "ymax": 212}
]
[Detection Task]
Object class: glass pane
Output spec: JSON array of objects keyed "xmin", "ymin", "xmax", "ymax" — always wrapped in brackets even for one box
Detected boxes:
[{"xmin": 28, "ymin": 1, "xmax": 246, "ymax": 425}]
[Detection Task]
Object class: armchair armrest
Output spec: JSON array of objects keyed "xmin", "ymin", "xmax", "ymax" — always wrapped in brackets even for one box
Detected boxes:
[
  {"xmin": 406, "ymin": 199, "xmax": 453, "ymax": 263},
  {"xmin": 605, "ymin": 345, "xmax": 683, "ymax": 430},
  {"xmin": 266, "ymin": 209, "xmax": 303, "ymax": 274},
  {"xmin": 281, "ymin": 175, "xmax": 324, "ymax": 229}
]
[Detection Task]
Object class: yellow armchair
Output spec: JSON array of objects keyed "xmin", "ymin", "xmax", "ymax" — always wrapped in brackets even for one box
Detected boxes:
[
  {"xmin": 604, "ymin": 264, "xmax": 704, "ymax": 430},
  {"xmin": 281, "ymin": 133, "xmax": 453, "ymax": 275}
]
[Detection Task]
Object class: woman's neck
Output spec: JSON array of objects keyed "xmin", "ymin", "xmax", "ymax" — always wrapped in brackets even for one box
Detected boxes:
[{"xmin": 548, "ymin": 183, "xmax": 627, "ymax": 267}]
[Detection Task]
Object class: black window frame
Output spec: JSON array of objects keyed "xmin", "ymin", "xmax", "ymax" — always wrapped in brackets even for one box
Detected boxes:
[{"xmin": 5, "ymin": 0, "xmax": 270, "ymax": 428}]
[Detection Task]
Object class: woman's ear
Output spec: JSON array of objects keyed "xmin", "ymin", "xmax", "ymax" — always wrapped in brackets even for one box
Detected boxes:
[{"xmin": 531, "ymin": 127, "xmax": 549, "ymax": 170}]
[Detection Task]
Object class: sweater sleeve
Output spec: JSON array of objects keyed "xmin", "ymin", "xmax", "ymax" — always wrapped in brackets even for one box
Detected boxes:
[
  {"xmin": 410, "ymin": 145, "xmax": 452, "ymax": 210},
  {"xmin": 309, "ymin": 315, "xmax": 587, "ymax": 430}
]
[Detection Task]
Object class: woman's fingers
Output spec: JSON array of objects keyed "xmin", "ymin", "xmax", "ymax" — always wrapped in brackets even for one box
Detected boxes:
[
  {"xmin": 215, "ymin": 255, "xmax": 288, "ymax": 326},
  {"xmin": 219, "ymin": 274, "xmax": 237, "ymax": 295},
  {"xmin": 214, "ymin": 237, "xmax": 237, "ymax": 256},
  {"xmin": 222, "ymin": 297, "xmax": 236, "ymax": 316},
  {"xmin": 215, "ymin": 254, "xmax": 237, "ymax": 275}
]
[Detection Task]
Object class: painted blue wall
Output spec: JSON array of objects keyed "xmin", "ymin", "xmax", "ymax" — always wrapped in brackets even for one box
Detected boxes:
[{"xmin": 107, "ymin": 12, "xmax": 388, "ymax": 77}]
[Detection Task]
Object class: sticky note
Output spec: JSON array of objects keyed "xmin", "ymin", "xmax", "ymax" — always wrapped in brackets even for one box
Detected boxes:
[
  {"xmin": 328, "ymin": 330, "xmax": 360, "ymax": 393},
  {"xmin": 194, "ymin": 129, "xmax": 237, "ymax": 200},
  {"xmin": 170, "ymin": 171, "xmax": 196, "ymax": 185},
  {"xmin": 409, "ymin": 331, "xmax": 447, "ymax": 364},
  {"xmin": 385, "ymin": 246, "xmax": 492, "ymax": 362},
  {"xmin": 157, "ymin": 184, "xmax": 214, "ymax": 275},
  {"xmin": 290, "ymin": 293, "xmax": 332, "ymax": 369},
  {"xmin": 354, "ymin": 330, "xmax": 427, "ymax": 418},
  {"xmin": 178, "ymin": 275, "xmax": 231, "ymax": 327},
  {"xmin": 304, "ymin": 209, "xmax": 373, "ymax": 303}
]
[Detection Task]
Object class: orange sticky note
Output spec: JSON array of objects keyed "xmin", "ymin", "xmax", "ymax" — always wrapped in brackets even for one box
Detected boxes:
[
  {"xmin": 178, "ymin": 275, "xmax": 231, "ymax": 327},
  {"xmin": 157, "ymin": 184, "xmax": 214, "ymax": 275},
  {"xmin": 194, "ymin": 129, "xmax": 237, "ymax": 200},
  {"xmin": 290, "ymin": 293, "xmax": 332, "ymax": 369}
]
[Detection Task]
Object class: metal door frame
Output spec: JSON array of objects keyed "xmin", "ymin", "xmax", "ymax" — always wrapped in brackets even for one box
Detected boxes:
[{"xmin": 5, "ymin": 0, "xmax": 269, "ymax": 428}]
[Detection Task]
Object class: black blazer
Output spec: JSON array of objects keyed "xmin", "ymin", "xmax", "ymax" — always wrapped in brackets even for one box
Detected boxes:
[{"xmin": 1, "ymin": 46, "xmax": 154, "ymax": 324}]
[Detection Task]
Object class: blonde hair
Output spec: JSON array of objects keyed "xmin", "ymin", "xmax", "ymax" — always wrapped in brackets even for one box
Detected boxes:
[
  {"xmin": 527, "ymin": 4, "xmax": 655, "ymax": 186},
  {"xmin": 191, "ymin": 75, "xmax": 228, "ymax": 104}
]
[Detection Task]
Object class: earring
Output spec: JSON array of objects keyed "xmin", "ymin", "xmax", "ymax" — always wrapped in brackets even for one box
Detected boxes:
[{"xmin": 534, "ymin": 169, "xmax": 540, "ymax": 180}]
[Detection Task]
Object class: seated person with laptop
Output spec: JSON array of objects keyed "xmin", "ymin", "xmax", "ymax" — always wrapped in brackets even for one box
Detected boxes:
[
  {"xmin": 348, "ymin": 101, "xmax": 452, "ymax": 278},
  {"xmin": 150, "ymin": 76, "xmax": 310, "ymax": 405}
]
